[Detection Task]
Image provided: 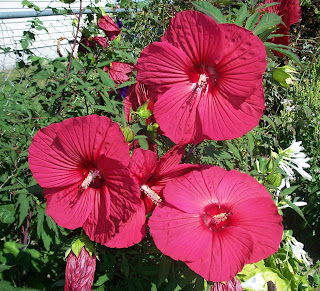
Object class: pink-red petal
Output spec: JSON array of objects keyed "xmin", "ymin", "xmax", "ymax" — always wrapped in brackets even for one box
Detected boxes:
[
  {"xmin": 104, "ymin": 200, "xmax": 146, "ymax": 248},
  {"xmin": 45, "ymin": 183, "xmax": 96, "ymax": 230},
  {"xmin": 162, "ymin": 10, "xmax": 224, "ymax": 67}
]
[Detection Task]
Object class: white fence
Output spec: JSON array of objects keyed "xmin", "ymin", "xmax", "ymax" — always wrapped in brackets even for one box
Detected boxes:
[{"xmin": 0, "ymin": 0, "xmax": 116, "ymax": 70}]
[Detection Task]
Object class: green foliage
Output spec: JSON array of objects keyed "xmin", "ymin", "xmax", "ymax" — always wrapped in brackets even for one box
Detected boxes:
[{"xmin": 1, "ymin": 0, "xmax": 320, "ymax": 290}]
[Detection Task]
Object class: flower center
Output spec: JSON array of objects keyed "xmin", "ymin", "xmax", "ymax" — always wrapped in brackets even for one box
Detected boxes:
[
  {"xmin": 192, "ymin": 64, "xmax": 218, "ymax": 92},
  {"xmin": 202, "ymin": 204, "xmax": 232, "ymax": 231},
  {"xmin": 141, "ymin": 184, "xmax": 163, "ymax": 205},
  {"xmin": 79, "ymin": 169, "xmax": 101, "ymax": 193}
]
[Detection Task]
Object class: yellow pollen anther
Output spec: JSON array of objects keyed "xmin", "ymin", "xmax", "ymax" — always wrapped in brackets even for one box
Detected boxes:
[
  {"xmin": 80, "ymin": 169, "xmax": 100, "ymax": 192},
  {"xmin": 211, "ymin": 212, "xmax": 229, "ymax": 224},
  {"xmin": 141, "ymin": 184, "xmax": 162, "ymax": 205},
  {"xmin": 197, "ymin": 73, "xmax": 208, "ymax": 87}
]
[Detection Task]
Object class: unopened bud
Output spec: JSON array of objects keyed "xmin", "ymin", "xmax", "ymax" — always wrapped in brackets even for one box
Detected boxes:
[
  {"xmin": 266, "ymin": 158, "xmax": 276, "ymax": 173},
  {"xmin": 65, "ymin": 247, "xmax": 96, "ymax": 291},
  {"xmin": 121, "ymin": 126, "xmax": 134, "ymax": 142},
  {"xmin": 272, "ymin": 66, "xmax": 298, "ymax": 88},
  {"xmin": 267, "ymin": 173, "xmax": 282, "ymax": 187},
  {"xmin": 136, "ymin": 100, "xmax": 152, "ymax": 119}
]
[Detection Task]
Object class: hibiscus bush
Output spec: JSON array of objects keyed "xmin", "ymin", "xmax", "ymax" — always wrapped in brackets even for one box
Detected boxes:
[{"xmin": 1, "ymin": 0, "xmax": 320, "ymax": 290}]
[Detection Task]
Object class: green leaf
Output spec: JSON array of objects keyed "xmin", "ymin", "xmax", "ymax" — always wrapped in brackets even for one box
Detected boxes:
[
  {"xmin": 234, "ymin": 4, "xmax": 248, "ymax": 26},
  {"xmin": 226, "ymin": 142, "xmax": 242, "ymax": 161},
  {"xmin": 16, "ymin": 193, "xmax": 32, "ymax": 227},
  {"xmin": 279, "ymin": 186, "xmax": 299, "ymax": 197},
  {"xmin": 121, "ymin": 253, "xmax": 129, "ymax": 278},
  {"xmin": 253, "ymin": 13, "xmax": 282, "ymax": 35},
  {"xmin": 282, "ymin": 198, "xmax": 307, "ymax": 222},
  {"xmin": 192, "ymin": 2, "xmax": 226, "ymax": 23},
  {"xmin": 94, "ymin": 274, "xmax": 110, "ymax": 286},
  {"xmin": 261, "ymin": 115, "xmax": 276, "ymax": 131},
  {"xmin": 41, "ymin": 229, "xmax": 53, "ymax": 251},
  {"xmin": 138, "ymin": 137, "xmax": 149, "ymax": 150},
  {"xmin": 158, "ymin": 255, "xmax": 171, "ymax": 287},
  {"xmin": 0, "ymin": 204, "xmax": 15, "ymax": 224},
  {"xmin": 71, "ymin": 59, "xmax": 84, "ymax": 71},
  {"xmin": 264, "ymin": 42, "xmax": 302, "ymax": 67},
  {"xmin": 245, "ymin": 12, "xmax": 260, "ymax": 31},
  {"xmin": 98, "ymin": 68, "xmax": 116, "ymax": 90},
  {"xmin": 246, "ymin": 132, "xmax": 255, "ymax": 155}
]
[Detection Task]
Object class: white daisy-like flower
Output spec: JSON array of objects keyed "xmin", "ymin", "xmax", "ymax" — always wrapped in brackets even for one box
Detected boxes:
[{"xmin": 277, "ymin": 139, "xmax": 312, "ymax": 188}]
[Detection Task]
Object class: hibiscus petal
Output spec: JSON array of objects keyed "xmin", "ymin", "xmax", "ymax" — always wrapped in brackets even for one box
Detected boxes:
[
  {"xmin": 162, "ymin": 10, "xmax": 224, "ymax": 66},
  {"xmin": 54, "ymin": 115, "xmax": 130, "ymax": 165},
  {"xmin": 104, "ymin": 200, "xmax": 146, "ymax": 248},
  {"xmin": 162, "ymin": 169, "xmax": 219, "ymax": 214},
  {"xmin": 149, "ymin": 206, "xmax": 212, "ymax": 262},
  {"xmin": 216, "ymin": 24, "xmax": 267, "ymax": 100},
  {"xmin": 45, "ymin": 183, "xmax": 95, "ymax": 230},
  {"xmin": 83, "ymin": 185, "xmax": 115, "ymax": 243},
  {"xmin": 153, "ymin": 84, "xmax": 202, "ymax": 144},
  {"xmin": 186, "ymin": 226, "xmax": 254, "ymax": 282},
  {"xmin": 28, "ymin": 122, "xmax": 83, "ymax": 188},
  {"xmin": 97, "ymin": 156, "xmax": 141, "ymax": 223},
  {"xmin": 136, "ymin": 41, "xmax": 192, "ymax": 99},
  {"xmin": 129, "ymin": 148, "xmax": 158, "ymax": 185},
  {"xmin": 231, "ymin": 197, "xmax": 283, "ymax": 263},
  {"xmin": 197, "ymin": 86, "xmax": 265, "ymax": 141}
]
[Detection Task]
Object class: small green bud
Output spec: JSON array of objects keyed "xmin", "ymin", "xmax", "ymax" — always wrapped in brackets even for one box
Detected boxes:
[
  {"xmin": 72, "ymin": 18, "xmax": 78, "ymax": 27},
  {"xmin": 114, "ymin": 35, "xmax": 121, "ymax": 44},
  {"xmin": 266, "ymin": 158, "xmax": 276, "ymax": 173},
  {"xmin": 272, "ymin": 65, "xmax": 298, "ymax": 88},
  {"xmin": 59, "ymin": 0, "xmax": 76, "ymax": 3},
  {"xmin": 121, "ymin": 126, "xmax": 134, "ymax": 142},
  {"xmin": 136, "ymin": 100, "xmax": 152, "ymax": 119},
  {"xmin": 267, "ymin": 173, "xmax": 282, "ymax": 187}
]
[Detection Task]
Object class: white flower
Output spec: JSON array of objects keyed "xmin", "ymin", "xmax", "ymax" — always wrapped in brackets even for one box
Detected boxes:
[
  {"xmin": 241, "ymin": 273, "xmax": 265, "ymax": 290},
  {"xmin": 278, "ymin": 139, "xmax": 312, "ymax": 188},
  {"xmin": 287, "ymin": 236, "xmax": 312, "ymax": 267}
]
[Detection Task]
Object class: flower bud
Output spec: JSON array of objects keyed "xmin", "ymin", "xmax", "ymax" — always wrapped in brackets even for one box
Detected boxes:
[
  {"xmin": 121, "ymin": 126, "xmax": 134, "ymax": 142},
  {"xmin": 266, "ymin": 157, "xmax": 276, "ymax": 173},
  {"xmin": 267, "ymin": 173, "xmax": 282, "ymax": 187},
  {"xmin": 136, "ymin": 100, "xmax": 152, "ymax": 119},
  {"xmin": 272, "ymin": 66, "xmax": 298, "ymax": 88},
  {"xmin": 65, "ymin": 247, "xmax": 96, "ymax": 291}
]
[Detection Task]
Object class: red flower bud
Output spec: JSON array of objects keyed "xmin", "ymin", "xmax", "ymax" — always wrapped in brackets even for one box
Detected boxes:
[
  {"xmin": 65, "ymin": 247, "xmax": 96, "ymax": 291},
  {"xmin": 211, "ymin": 277, "xmax": 243, "ymax": 291}
]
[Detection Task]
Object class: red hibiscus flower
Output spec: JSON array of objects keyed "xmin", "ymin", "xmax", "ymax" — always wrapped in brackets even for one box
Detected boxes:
[
  {"xmin": 149, "ymin": 165, "xmax": 283, "ymax": 282},
  {"xmin": 78, "ymin": 36, "xmax": 108, "ymax": 54},
  {"xmin": 28, "ymin": 115, "xmax": 141, "ymax": 246},
  {"xmin": 98, "ymin": 15, "xmax": 121, "ymax": 40},
  {"xmin": 65, "ymin": 247, "xmax": 96, "ymax": 291},
  {"xmin": 211, "ymin": 277, "xmax": 243, "ymax": 290},
  {"xmin": 136, "ymin": 10, "xmax": 266, "ymax": 144},
  {"xmin": 104, "ymin": 146, "xmax": 197, "ymax": 248},
  {"xmin": 259, "ymin": 0, "xmax": 301, "ymax": 52},
  {"xmin": 104, "ymin": 62, "xmax": 134, "ymax": 85}
]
